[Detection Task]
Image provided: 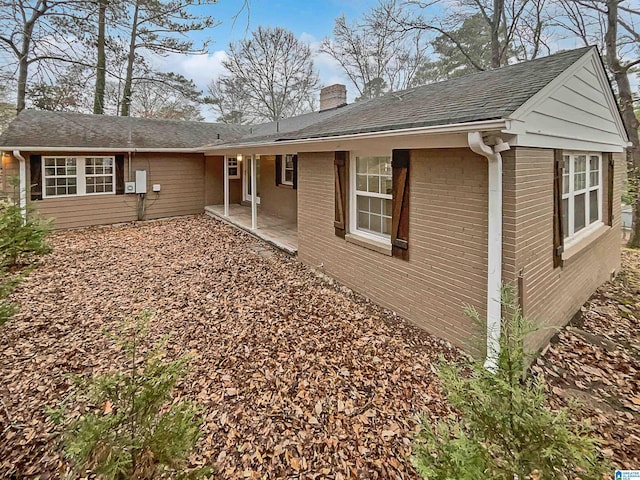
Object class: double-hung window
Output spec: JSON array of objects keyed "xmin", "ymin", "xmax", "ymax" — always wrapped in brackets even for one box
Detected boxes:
[
  {"xmin": 43, "ymin": 156, "xmax": 115, "ymax": 198},
  {"xmin": 350, "ymin": 153, "xmax": 392, "ymax": 242},
  {"xmin": 282, "ymin": 154, "xmax": 295, "ymax": 186},
  {"xmin": 561, "ymin": 152, "xmax": 602, "ymax": 243},
  {"xmin": 226, "ymin": 156, "xmax": 240, "ymax": 179}
]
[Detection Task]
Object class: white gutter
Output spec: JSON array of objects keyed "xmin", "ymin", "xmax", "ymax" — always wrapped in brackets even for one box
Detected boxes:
[
  {"xmin": 468, "ymin": 132, "xmax": 510, "ymax": 372},
  {"xmin": 12, "ymin": 150, "xmax": 27, "ymax": 221},
  {"xmin": 203, "ymin": 119, "xmax": 509, "ymax": 152},
  {"xmin": 1, "ymin": 146, "xmax": 200, "ymax": 153}
]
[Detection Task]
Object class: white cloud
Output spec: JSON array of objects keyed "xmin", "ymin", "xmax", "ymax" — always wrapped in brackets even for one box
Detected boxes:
[{"xmin": 158, "ymin": 50, "xmax": 229, "ymax": 92}]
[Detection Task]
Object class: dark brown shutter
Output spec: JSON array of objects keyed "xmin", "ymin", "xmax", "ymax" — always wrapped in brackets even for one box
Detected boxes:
[
  {"xmin": 553, "ymin": 150, "xmax": 564, "ymax": 268},
  {"xmin": 607, "ymin": 153, "xmax": 614, "ymax": 225},
  {"xmin": 334, "ymin": 151, "xmax": 348, "ymax": 238},
  {"xmin": 275, "ymin": 154, "xmax": 282, "ymax": 186},
  {"xmin": 391, "ymin": 149, "xmax": 410, "ymax": 260},
  {"xmin": 30, "ymin": 155, "xmax": 42, "ymax": 201},
  {"xmin": 292, "ymin": 154, "xmax": 298, "ymax": 190},
  {"xmin": 115, "ymin": 154, "xmax": 125, "ymax": 195}
]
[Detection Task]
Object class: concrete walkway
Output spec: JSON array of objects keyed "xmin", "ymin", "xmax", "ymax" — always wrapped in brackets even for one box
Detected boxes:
[{"xmin": 205, "ymin": 204, "xmax": 298, "ymax": 255}]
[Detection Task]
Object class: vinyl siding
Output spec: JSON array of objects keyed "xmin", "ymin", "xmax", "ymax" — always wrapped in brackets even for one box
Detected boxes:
[
  {"xmin": 297, "ymin": 148, "xmax": 488, "ymax": 349},
  {"xmin": 24, "ymin": 152, "xmax": 206, "ymax": 229},
  {"xmin": 518, "ymin": 55, "xmax": 624, "ymax": 149}
]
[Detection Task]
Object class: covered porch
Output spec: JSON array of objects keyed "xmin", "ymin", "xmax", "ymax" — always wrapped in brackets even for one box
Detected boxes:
[{"xmin": 205, "ymin": 204, "xmax": 298, "ymax": 254}]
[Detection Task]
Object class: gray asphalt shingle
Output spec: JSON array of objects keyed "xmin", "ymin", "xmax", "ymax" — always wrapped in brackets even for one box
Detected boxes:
[{"xmin": 0, "ymin": 47, "xmax": 594, "ymax": 150}]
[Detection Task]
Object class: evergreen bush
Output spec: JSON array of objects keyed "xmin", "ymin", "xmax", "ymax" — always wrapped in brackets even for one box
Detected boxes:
[
  {"xmin": 59, "ymin": 313, "xmax": 210, "ymax": 479},
  {"xmin": 411, "ymin": 286, "xmax": 608, "ymax": 480}
]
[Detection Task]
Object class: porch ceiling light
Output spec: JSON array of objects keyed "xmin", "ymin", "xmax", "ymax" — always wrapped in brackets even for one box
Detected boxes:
[{"xmin": 237, "ymin": 154, "xmax": 243, "ymax": 161}]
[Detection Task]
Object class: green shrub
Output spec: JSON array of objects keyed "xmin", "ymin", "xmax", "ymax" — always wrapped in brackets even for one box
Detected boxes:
[
  {"xmin": 0, "ymin": 181, "xmax": 51, "ymax": 268},
  {"xmin": 60, "ymin": 313, "xmax": 210, "ymax": 479},
  {"xmin": 411, "ymin": 286, "xmax": 608, "ymax": 480},
  {"xmin": 0, "ymin": 268, "xmax": 19, "ymax": 326}
]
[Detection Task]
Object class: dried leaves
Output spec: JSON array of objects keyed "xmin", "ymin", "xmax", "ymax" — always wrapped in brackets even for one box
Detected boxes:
[
  {"xmin": 532, "ymin": 249, "xmax": 640, "ymax": 471},
  {"xmin": 0, "ymin": 216, "xmax": 456, "ymax": 478}
]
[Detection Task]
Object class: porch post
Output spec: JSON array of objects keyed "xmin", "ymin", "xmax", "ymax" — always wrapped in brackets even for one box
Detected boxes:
[
  {"xmin": 251, "ymin": 154, "xmax": 257, "ymax": 229},
  {"xmin": 223, "ymin": 156, "xmax": 229, "ymax": 217}
]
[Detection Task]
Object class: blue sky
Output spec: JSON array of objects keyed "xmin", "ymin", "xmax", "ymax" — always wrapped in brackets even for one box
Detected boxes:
[{"xmin": 159, "ymin": 0, "xmax": 382, "ymax": 117}]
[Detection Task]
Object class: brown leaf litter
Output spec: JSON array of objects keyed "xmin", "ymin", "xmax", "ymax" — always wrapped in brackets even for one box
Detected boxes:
[{"xmin": 1, "ymin": 215, "xmax": 638, "ymax": 478}]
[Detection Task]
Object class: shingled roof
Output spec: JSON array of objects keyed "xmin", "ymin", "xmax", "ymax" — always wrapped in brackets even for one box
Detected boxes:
[
  {"xmin": 0, "ymin": 47, "xmax": 595, "ymax": 151},
  {"xmin": 275, "ymin": 47, "xmax": 593, "ymax": 141},
  {"xmin": 0, "ymin": 110, "xmax": 247, "ymax": 150}
]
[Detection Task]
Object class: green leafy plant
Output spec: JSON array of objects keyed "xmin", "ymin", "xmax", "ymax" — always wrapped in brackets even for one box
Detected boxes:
[
  {"xmin": 412, "ymin": 286, "xmax": 608, "ymax": 480},
  {"xmin": 61, "ymin": 312, "xmax": 210, "ymax": 479},
  {"xmin": 0, "ymin": 268, "xmax": 20, "ymax": 326},
  {"xmin": 0, "ymin": 177, "xmax": 51, "ymax": 268}
]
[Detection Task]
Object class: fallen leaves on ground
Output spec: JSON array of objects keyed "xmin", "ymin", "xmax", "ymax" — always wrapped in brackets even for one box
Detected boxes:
[
  {"xmin": 532, "ymin": 248, "xmax": 640, "ymax": 471},
  {"xmin": 0, "ymin": 215, "xmax": 457, "ymax": 479}
]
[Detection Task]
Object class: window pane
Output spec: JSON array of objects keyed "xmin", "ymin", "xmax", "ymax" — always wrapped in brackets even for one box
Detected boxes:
[
  {"xmin": 370, "ymin": 214, "xmax": 381, "ymax": 233},
  {"xmin": 383, "ymin": 216, "xmax": 391, "ymax": 236},
  {"xmin": 356, "ymin": 157, "xmax": 366, "ymax": 173},
  {"xmin": 562, "ymin": 198, "xmax": 569, "ymax": 238},
  {"xmin": 382, "ymin": 176, "xmax": 392, "ymax": 195},
  {"xmin": 356, "ymin": 174, "xmax": 367, "ymax": 191},
  {"xmin": 370, "ymin": 197, "xmax": 382, "ymax": 214},
  {"xmin": 383, "ymin": 199, "xmax": 392, "ymax": 217},
  {"xmin": 562, "ymin": 155, "xmax": 570, "ymax": 194},
  {"xmin": 574, "ymin": 192, "xmax": 586, "ymax": 232},
  {"xmin": 46, "ymin": 187, "xmax": 56, "ymax": 196},
  {"xmin": 285, "ymin": 170, "xmax": 293, "ymax": 182},
  {"xmin": 285, "ymin": 156, "xmax": 294, "ymax": 168},
  {"xmin": 367, "ymin": 157, "xmax": 380, "ymax": 174},
  {"xmin": 357, "ymin": 195, "xmax": 368, "ymax": 212},
  {"xmin": 358, "ymin": 211, "xmax": 369, "ymax": 230},
  {"xmin": 367, "ymin": 175, "xmax": 379, "ymax": 193},
  {"xmin": 589, "ymin": 190, "xmax": 599, "ymax": 224}
]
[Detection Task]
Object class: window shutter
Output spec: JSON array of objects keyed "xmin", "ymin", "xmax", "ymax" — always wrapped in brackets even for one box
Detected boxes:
[
  {"xmin": 334, "ymin": 151, "xmax": 348, "ymax": 238},
  {"xmin": 607, "ymin": 153, "xmax": 614, "ymax": 225},
  {"xmin": 553, "ymin": 150, "xmax": 564, "ymax": 268},
  {"xmin": 292, "ymin": 154, "xmax": 298, "ymax": 190},
  {"xmin": 29, "ymin": 155, "xmax": 42, "ymax": 201},
  {"xmin": 275, "ymin": 155, "xmax": 282, "ymax": 186},
  {"xmin": 391, "ymin": 149, "xmax": 410, "ymax": 260},
  {"xmin": 115, "ymin": 154, "xmax": 125, "ymax": 195}
]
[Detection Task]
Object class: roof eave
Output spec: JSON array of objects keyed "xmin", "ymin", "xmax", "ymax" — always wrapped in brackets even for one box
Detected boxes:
[
  {"xmin": 0, "ymin": 146, "xmax": 202, "ymax": 153},
  {"xmin": 202, "ymin": 118, "xmax": 510, "ymax": 152}
]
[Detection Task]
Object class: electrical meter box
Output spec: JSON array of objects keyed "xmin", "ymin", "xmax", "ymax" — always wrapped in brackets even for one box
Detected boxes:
[
  {"xmin": 135, "ymin": 170, "xmax": 147, "ymax": 194},
  {"xmin": 125, "ymin": 182, "xmax": 135, "ymax": 194}
]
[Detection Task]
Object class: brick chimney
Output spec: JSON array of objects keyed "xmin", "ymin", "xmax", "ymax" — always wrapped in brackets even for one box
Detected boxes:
[{"xmin": 319, "ymin": 84, "xmax": 347, "ymax": 111}]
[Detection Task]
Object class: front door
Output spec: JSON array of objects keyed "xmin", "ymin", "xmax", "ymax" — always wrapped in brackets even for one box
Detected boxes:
[{"xmin": 243, "ymin": 155, "xmax": 261, "ymax": 204}]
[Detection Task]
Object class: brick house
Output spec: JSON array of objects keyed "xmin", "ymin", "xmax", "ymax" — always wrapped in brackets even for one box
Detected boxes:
[{"xmin": 0, "ymin": 47, "xmax": 629, "ymax": 365}]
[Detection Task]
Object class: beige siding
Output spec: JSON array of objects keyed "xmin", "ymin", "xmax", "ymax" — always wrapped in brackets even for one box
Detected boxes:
[
  {"xmin": 259, "ymin": 155, "xmax": 297, "ymax": 222},
  {"xmin": 506, "ymin": 147, "xmax": 622, "ymax": 350},
  {"xmin": 205, "ymin": 155, "xmax": 242, "ymax": 206},
  {"xmin": 297, "ymin": 148, "xmax": 488, "ymax": 349},
  {"xmin": 518, "ymin": 55, "xmax": 624, "ymax": 149},
  {"xmin": 29, "ymin": 152, "xmax": 206, "ymax": 229}
]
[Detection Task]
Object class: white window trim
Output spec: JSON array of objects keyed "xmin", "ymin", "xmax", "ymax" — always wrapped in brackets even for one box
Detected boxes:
[
  {"xmin": 561, "ymin": 151, "xmax": 603, "ymax": 249},
  {"xmin": 226, "ymin": 156, "xmax": 240, "ymax": 179},
  {"xmin": 42, "ymin": 156, "xmax": 116, "ymax": 199},
  {"xmin": 281, "ymin": 154, "xmax": 295, "ymax": 186},
  {"xmin": 348, "ymin": 151, "xmax": 392, "ymax": 245}
]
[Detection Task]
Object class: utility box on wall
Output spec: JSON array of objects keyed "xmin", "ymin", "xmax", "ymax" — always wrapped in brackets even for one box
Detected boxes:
[{"xmin": 135, "ymin": 170, "xmax": 147, "ymax": 194}]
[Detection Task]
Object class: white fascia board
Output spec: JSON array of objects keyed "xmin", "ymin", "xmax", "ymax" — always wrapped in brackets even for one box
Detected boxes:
[
  {"xmin": 0, "ymin": 146, "xmax": 200, "ymax": 153},
  {"xmin": 510, "ymin": 48, "xmax": 629, "ymax": 144},
  {"xmin": 201, "ymin": 119, "xmax": 508, "ymax": 154}
]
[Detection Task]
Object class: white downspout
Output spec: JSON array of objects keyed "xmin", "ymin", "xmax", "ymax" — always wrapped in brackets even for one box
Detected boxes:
[
  {"xmin": 468, "ymin": 132, "xmax": 510, "ymax": 372},
  {"xmin": 12, "ymin": 150, "xmax": 27, "ymax": 221}
]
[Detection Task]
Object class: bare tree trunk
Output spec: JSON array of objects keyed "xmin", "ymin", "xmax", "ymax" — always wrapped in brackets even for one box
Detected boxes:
[
  {"xmin": 604, "ymin": 0, "xmax": 640, "ymax": 247},
  {"xmin": 16, "ymin": 22, "xmax": 35, "ymax": 113},
  {"xmin": 120, "ymin": 0, "xmax": 140, "ymax": 117},
  {"xmin": 491, "ymin": 0, "xmax": 505, "ymax": 68},
  {"xmin": 93, "ymin": 0, "xmax": 107, "ymax": 114}
]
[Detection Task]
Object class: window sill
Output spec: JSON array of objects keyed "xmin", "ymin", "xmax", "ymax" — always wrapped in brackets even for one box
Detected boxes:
[
  {"xmin": 562, "ymin": 222, "xmax": 610, "ymax": 262},
  {"xmin": 278, "ymin": 183, "xmax": 294, "ymax": 189},
  {"xmin": 345, "ymin": 233, "xmax": 392, "ymax": 256}
]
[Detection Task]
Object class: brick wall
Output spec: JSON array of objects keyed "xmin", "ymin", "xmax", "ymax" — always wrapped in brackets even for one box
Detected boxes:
[
  {"xmin": 297, "ymin": 148, "xmax": 489, "ymax": 349},
  {"xmin": 506, "ymin": 147, "xmax": 622, "ymax": 350}
]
